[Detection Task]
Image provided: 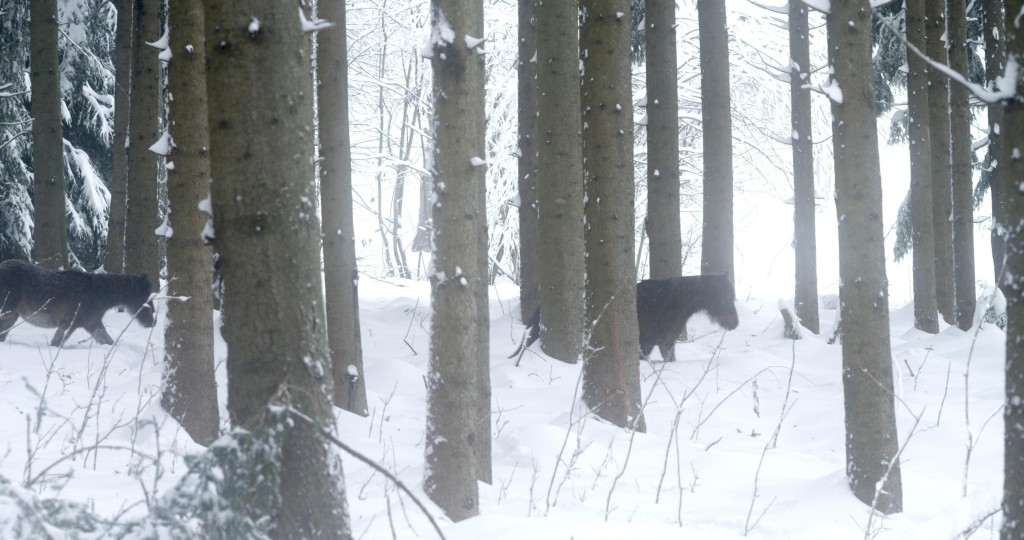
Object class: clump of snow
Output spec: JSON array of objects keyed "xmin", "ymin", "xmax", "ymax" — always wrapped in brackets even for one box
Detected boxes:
[{"xmin": 299, "ymin": 7, "xmax": 335, "ymax": 33}]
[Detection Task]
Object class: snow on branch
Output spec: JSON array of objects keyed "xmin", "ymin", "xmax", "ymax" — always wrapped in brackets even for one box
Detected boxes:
[
  {"xmin": 744, "ymin": 0, "xmax": 788, "ymax": 15},
  {"xmin": 875, "ymin": 13, "xmax": 1018, "ymax": 104},
  {"xmin": 299, "ymin": 7, "xmax": 335, "ymax": 33}
]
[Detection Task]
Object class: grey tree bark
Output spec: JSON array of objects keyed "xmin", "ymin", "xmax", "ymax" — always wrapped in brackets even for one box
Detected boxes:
[
  {"xmin": 947, "ymin": 0, "xmax": 975, "ymax": 331},
  {"xmin": 983, "ymin": 0, "xmax": 1006, "ymax": 289},
  {"xmin": 580, "ymin": 0, "xmax": 645, "ymax": 432},
  {"xmin": 698, "ymin": 0, "xmax": 733, "ymax": 276},
  {"xmin": 906, "ymin": 0, "xmax": 940, "ymax": 334},
  {"xmin": 789, "ymin": 0, "xmax": 818, "ymax": 334},
  {"xmin": 319, "ymin": 0, "xmax": 368, "ymax": 417},
  {"xmin": 645, "ymin": 0, "xmax": 681, "ymax": 281},
  {"xmin": 1001, "ymin": 1, "xmax": 1024, "ymax": 534},
  {"xmin": 124, "ymin": 0, "xmax": 161, "ymax": 283},
  {"xmin": 161, "ymin": 0, "xmax": 218, "ymax": 447},
  {"xmin": 29, "ymin": 0, "xmax": 67, "ymax": 269},
  {"xmin": 517, "ymin": 0, "xmax": 541, "ymax": 324},
  {"xmin": 204, "ymin": 4, "xmax": 351, "ymax": 538},
  {"xmin": 105, "ymin": 0, "xmax": 133, "ymax": 273},
  {"xmin": 423, "ymin": 0, "xmax": 487, "ymax": 519},
  {"xmin": 925, "ymin": 2, "xmax": 955, "ymax": 325},
  {"xmin": 828, "ymin": 0, "xmax": 903, "ymax": 514},
  {"xmin": 535, "ymin": 0, "xmax": 585, "ymax": 363}
]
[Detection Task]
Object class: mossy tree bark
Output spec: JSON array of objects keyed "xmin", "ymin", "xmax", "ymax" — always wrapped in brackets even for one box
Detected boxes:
[
  {"xmin": 319, "ymin": 0, "xmax": 368, "ymax": 417},
  {"xmin": 580, "ymin": 0, "xmax": 645, "ymax": 432},
  {"xmin": 423, "ymin": 0, "xmax": 488, "ymax": 519},
  {"xmin": 828, "ymin": 0, "xmax": 903, "ymax": 514},
  {"xmin": 161, "ymin": 0, "xmax": 219, "ymax": 447},
  {"xmin": 29, "ymin": 0, "xmax": 67, "ymax": 269},
  {"xmin": 535, "ymin": 0, "xmax": 585, "ymax": 363},
  {"xmin": 205, "ymin": 3, "xmax": 351, "ymax": 538}
]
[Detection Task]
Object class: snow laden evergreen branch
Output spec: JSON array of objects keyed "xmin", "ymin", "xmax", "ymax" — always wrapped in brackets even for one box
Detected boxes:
[
  {"xmin": 285, "ymin": 407, "xmax": 447, "ymax": 540},
  {"xmin": 874, "ymin": 13, "xmax": 1018, "ymax": 104}
]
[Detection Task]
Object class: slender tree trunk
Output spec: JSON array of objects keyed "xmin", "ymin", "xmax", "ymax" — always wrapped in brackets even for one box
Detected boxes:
[
  {"xmin": 1001, "ymin": 2, "xmax": 1024, "ymax": 533},
  {"xmin": 698, "ymin": 0, "xmax": 733, "ymax": 276},
  {"xmin": 124, "ymin": 0, "xmax": 161, "ymax": 283},
  {"xmin": 517, "ymin": 0, "xmax": 541, "ymax": 323},
  {"xmin": 947, "ymin": 0, "xmax": 975, "ymax": 330},
  {"xmin": 906, "ymin": 0, "xmax": 940, "ymax": 334},
  {"xmin": 106, "ymin": 0, "xmax": 133, "ymax": 273},
  {"xmin": 320, "ymin": 0, "xmax": 368, "ymax": 417},
  {"xmin": 535, "ymin": 0, "xmax": 585, "ymax": 363},
  {"xmin": 29, "ymin": 0, "xmax": 67, "ymax": 269},
  {"xmin": 789, "ymin": 0, "xmax": 818, "ymax": 334},
  {"xmin": 205, "ymin": 3, "xmax": 351, "ymax": 537},
  {"xmin": 645, "ymin": 0, "xmax": 681, "ymax": 280},
  {"xmin": 580, "ymin": 0, "xmax": 645, "ymax": 432},
  {"xmin": 828, "ymin": 0, "xmax": 903, "ymax": 514},
  {"xmin": 984, "ymin": 0, "xmax": 1006, "ymax": 290},
  {"xmin": 424, "ymin": 0, "xmax": 486, "ymax": 519},
  {"xmin": 925, "ymin": 2, "xmax": 955, "ymax": 325},
  {"xmin": 161, "ymin": 0, "xmax": 218, "ymax": 447}
]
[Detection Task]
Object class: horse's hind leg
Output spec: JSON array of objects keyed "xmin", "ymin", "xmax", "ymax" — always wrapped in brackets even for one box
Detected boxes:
[
  {"xmin": 658, "ymin": 342, "xmax": 676, "ymax": 362},
  {"xmin": 50, "ymin": 314, "xmax": 78, "ymax": 347},
  {"xmin": 86, "ymin": 322, "xmax": 114, "ymax": 346},
  {"xmin": 0, "ymin": 290, "xmax": 19, "ymax": 342}
]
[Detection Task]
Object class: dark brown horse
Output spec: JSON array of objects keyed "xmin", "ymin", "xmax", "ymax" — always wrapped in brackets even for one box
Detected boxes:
[
  {"xmin": 0, "ymin": 260, "xmax": 155, "ymax": 347},
  {"xmin": 511, "ymin": 273, "xmax": 739, "ymax": 363}
]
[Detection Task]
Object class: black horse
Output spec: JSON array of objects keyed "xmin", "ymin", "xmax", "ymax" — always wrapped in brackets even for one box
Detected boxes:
[
  {"xmin": 0, "ymin": 260, "xmax": 155, "ymax": 347},
  {"xmin": 511, "ymin": 273, "xmax": 739, "ymax": 363}
]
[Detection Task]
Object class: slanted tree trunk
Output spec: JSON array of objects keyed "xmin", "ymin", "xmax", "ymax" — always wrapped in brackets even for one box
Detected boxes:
[
  {"xmin": 124, "ymin": 0, "xmax": 161, "ymax": 283},
  {"xmin": 947, "ymin": 0, "xmax": 975, "ymax": 330},
  {"xmin": 789, "ymin": 0, "xmax": 818, "ymax": 334},
  {"xmin": 320, "ymin": 0, "xmax": 368, "ymax": 417},
  {"xmin": 906, "ymin": 0, "xmax": 940, "ymax": 334},
  {"xmin": 828, "ymin": 0, "xmax": 903, "ymax": 514},
  {"xmin": 29, "ymin": 0, "xmax": 67, "ymax": 269},
  {"xmin": 535, "ymin": 0, "xmax": 585, "ymax": 363},
  {"xmin": 517, "ymin": 0, "xmax": 540, "ymax": 323},
  {"xmin": 424, "ymin": 0, "xmax": 486, "ymax": 519},
  {"xmin": 698, "ymin": 0, "xmax": 733, "ymax": 276},
  {"xmin": 1001, "ymin": 2, "xmax": 1024, "ymax": 534},
  {"xmin": 925, "ymin": 2, "xmax": 955, "ymax": 325},
  {"xmin": 983, "ymin": 0, "xmax": 1006, "ymax": 290},
  {"xmin": 580, "ymin": 0, "xmax": 645, "ymax": 432},
  {"xmin": 205, "ymin": 3, "xmax": 352, "ymax": 538},
  {"xmin": 105, "ymin": 0, "xmax": 133, "ymax": 273},
  {"xmin": 161, "ymin": 0, "xmax": 218, "ymax": 447},
  {"xmin": 645, "ymin": 0, "xmax": 681, "ymax": 281}
]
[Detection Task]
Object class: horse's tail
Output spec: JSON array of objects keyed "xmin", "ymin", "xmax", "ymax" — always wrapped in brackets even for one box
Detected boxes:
[{"xmin": 510, "ymin": 307, "xmax": 541, "ymax": 366}]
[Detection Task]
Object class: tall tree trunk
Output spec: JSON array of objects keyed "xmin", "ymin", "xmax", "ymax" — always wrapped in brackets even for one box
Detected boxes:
[
  {"xmin": 517, "ymin": 0, "xmax": 541, "ymax": 323},
  {"xmin": 536, "ymin": 0, "xmax": 585, "ymax": 363},
  {"xmin": 789, "ymin": 0, "xmax": 818, "ymax": 334},
  {"xmin": 424, "ymin": 0, "xmax": 486, "ymax": 519},
  {"xmin": 983, "ymin": 0, "xmax": 1006, "ymax": 290},
  {"xmin": 1002, "ymin": 0, "xmax": 1024, "ymax": 533},
  {"xmin": 124, "ymin": 0, "xmax": 161, "ymax": 283},
  {"xmin": 320, "ymin": 0, "xmax": 368, "ymax": 417},
  {"xmin": 580, "ymin": 0, "xmax": 645, "ymax": 432},
  {"xmin": 105, "ymin": 0, "xmax": 133, "ymax": 273},
  {"xmin": 698, "ymin": 0, "xmax": 733, "ymax": 276},
  {"xmin": 161, "ymin": 0, "xmax": 218, "ymax": 447},
  {"xmin": 906, "ymin": 0, "xmax": 940, "ymax": 334},
  {"xmin": 29, "ymin": 0, "xmax": 67, "ymax": 269},
  {"xmin": 925, "ymin": 2, "xmax": 955, "ymax": 325},
  {"xmin": 645, "ymin": 0, "xmax": 681, "ymax": 280},
  {"xmin": 947, "ymin": 0, "xmax": 975, "ymax": 330},
  {"xmin": 828, "ymin": 0, "xmax": 903, "ymax": 514},
  {"xmin": 205, "ymin": 4, "xmax": 351, "ymax": 538}
]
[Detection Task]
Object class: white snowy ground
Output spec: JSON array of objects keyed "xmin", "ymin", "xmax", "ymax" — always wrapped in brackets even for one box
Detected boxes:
[{"xmin": 0, "ymin": 278, "xmax": 1007, "ymax": 539}]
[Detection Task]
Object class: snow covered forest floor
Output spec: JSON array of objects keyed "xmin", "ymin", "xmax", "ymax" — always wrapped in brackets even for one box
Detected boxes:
[{"xmin": 0, "ymin": 279, "xmax": 1007, "ymax": 539}]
